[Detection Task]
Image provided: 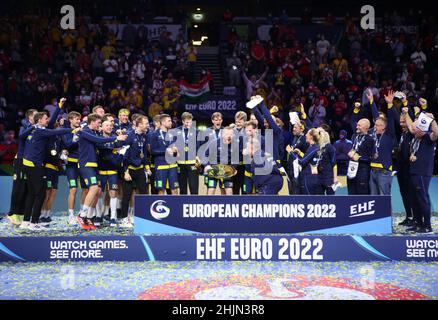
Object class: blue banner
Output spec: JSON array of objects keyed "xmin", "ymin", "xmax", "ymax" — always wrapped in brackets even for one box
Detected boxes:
[
  {"xmin": 180, "ymin": 96, "xmax": 242, "ymax": 119},
  {"xmin": 134, "ymin": 195, "xmax": 392, "ymax": 235},
  {"xmin": 0, "ymin": 235, "xmax": 437, "ymax": 262}
]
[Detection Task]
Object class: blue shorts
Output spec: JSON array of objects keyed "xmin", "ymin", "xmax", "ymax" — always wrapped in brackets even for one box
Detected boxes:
[
  {"xmin": 66, "ymin": 162, "xmax": 86, "ymax": 189},
  {"xmin": 243, "ymin": 175, "xmax": 255, "ymax": 194},
  {"xmin": 45, "ymin": 166, "xmax": 59, "ymax": 189},
  {"xmin": 154, "ymin": 165, "xmax": 179, "ymax": 190},
  {"xmin": 79, "ymin": 167, "xmax": 99, "ymax": 188},
  {"xmin": 204, "ymin": 175, "xmax": 233, "ymax": 189},
  {"xmin": 98, "ymin": 172, "xmax": 119, "ymax": 191}
]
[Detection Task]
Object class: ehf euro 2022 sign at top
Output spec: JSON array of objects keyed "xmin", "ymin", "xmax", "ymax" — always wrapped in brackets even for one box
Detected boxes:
[{"xmin": 134, "ymin": 195, "xmax": 392, "ymax": 235}]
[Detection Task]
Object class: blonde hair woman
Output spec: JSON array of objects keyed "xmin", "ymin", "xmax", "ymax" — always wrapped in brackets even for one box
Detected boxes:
[
  {"xmin": 286, "ymin": 127, "xmax": 321, "ymax": 195},
  {"xmin": 316, "ymin": 127, "xmax": 338, "ymax": 195}
]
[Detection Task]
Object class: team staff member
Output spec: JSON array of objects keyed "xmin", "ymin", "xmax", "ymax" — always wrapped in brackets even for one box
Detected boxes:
[
  {"xmin": 247, "ymin": 136, "xmax": 283, "ymax": 195},
  {"xmin": 61, "ymin": 111, "xmax": 87, "ymax": 224},
  {"xmin": 317, "ymin": 128, "xmax": 338, "ymax": 195},
  {"xmin": 120, "ymin": 115, "xmax": 150, "ymax": 228},
  {"xmin": 232, "ymin": 111, "xmax": 247, "ymax": 194},
  {"xmin": 95, "ymin": 119, "xmax": 123, "ymax": 227},
  {"xmin": 347, "ymin": 118, "xmax": 375, "ymax": 195},
  {"xmin": 20, "ymin": 111, "xmax": 75, "ymax": 231},
  {"xmin": 403, "ymin": 109, "xmax": 438, "ymax": 234},
  {"xmin": 391, "ymin": 106, "xmax": 415, "ymax": 226},
  {"xmin": 368, "ymin": 90, "xmax": 397, "ymax": 195},
  {"xmin": 287, "ymin": 128, "xmax": 321, "ymax": 195},
  {"xmin": 176, "ymin": 112, "xmax": 199, "ymax": 195},
  {"xmin": 252, "ymin": 101, "xmax": 286, "ymax": 181},
  {"xmin": 7, "ymin": 109, "xmax": 37, "ymax": 226},
  {"xmin": 285, "ymin": 120, "xmax": 309, "ymax": 195},
  {"xmin": 76, "ymin": 114, "xmax": 127, "ymax": 230},
  {"xmin": 202, "ymin": 126, "xmax": 236, "ymax": 195},
  {"xmin": 150, "ymin": 114, "xmax": 179, "ymax": 195}
]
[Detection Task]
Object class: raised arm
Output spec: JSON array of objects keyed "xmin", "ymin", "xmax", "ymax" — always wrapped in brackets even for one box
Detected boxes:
[
  {"xmin": 80, "ymin": 130, "xmax": 117, "ymax": 143},
  {"xmin": 48, "ymin": 98, "xmax": 66, "ymax": 129},
  {"xmin": 19, "ymin": 125, "xmax": 35, "ymax": 139},
  {"xmin": 401, "ymin": 107, "xmax": 415, "ymax": 135},
  {"xmin": 40, "ymin": 127, "xmax": 73, "ymax": 138},
  {"xmin": 365, "ymin": 89, "xmax": 379, "ymax": 123},
  {"xmin": 427, "ymin": 113, "xmax": 438, "ymax": 142},
  {"xmin": 298, "ymin": 103, "xmax": 313, "ymax": 129},
  {"xmin": 259, "ymin": 100, "xmax": 281, "ymax": 134},
  {"xmin": 61, "ymin": 133, "xmax": 76, "ymax": 149}
]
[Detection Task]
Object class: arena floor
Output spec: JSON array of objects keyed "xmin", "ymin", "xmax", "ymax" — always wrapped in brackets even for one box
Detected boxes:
[{"xmin": 0, "ymin": 213, "xmax": 437, "ymax": 300}]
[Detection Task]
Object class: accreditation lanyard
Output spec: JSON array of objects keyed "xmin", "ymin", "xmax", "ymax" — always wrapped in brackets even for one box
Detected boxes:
[
  {"xmin": 399, "ymin": 132, "xmax": 406, "ymax": 149},
  {"xmin": 374, "ymin": 134, "xmax": 382, "ymax": 157},
  {"xmin": 160, "ymin": 130, "xmax": 170, "ymax": 147},
  {"xmin": 182, "ymin": 128, "xmax": 190, "ymax": 153},
  {"xmin": 136, "ymin": 133, "xmax": 144, "ymax": 157},
  {"xmin": 293, "ymin": 134, "xmax": 304, "ymax": 148},
  {"xmin": 410, "ymin": 137, "xmax": 421, "ymax": 156},
  {"xmin": 353, "ymin": 134, "xmax": 366, "ymax": 152}
]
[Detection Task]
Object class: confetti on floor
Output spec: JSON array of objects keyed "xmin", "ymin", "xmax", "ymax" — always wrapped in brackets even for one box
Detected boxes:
[
  {"xmin": 1, "ymin": 212, "xmax": 436, "ymax": 300},
  {"xmin": 0, "ymin": 260, "xmax": 436, "ymax": 300},
  {"xmin": 0, "ymin": 212, "xmax": 436, "ymax": 237}
]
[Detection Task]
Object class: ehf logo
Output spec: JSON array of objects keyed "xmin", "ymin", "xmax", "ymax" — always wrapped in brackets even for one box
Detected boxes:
[
  {"xmin": 150, "ymin": 200, "xmax": 170, "ymax": 220},
  {"xmin": 350, "ymin": 200, "xmax": 375, "ymax": 218}
]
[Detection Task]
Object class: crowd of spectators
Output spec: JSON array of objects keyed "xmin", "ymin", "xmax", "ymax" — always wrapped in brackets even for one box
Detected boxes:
[
  {"xmin": 225, "ymin": 9, "xmax": 438, "ymax": 139},
  {"xmin": 0, "ymin": 6, "xmax": 437, "ymax": 167},
  {"xmin": 0, "ymin": 14, "xmax": 201, "ymax": 164}
]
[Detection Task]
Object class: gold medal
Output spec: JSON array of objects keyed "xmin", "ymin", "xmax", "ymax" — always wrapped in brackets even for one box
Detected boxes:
[
  {"xmin": 50, "ymin": 150, "xmax": 57, "ymax": 156},
  {"xmin": 140, "ymin": 152, "xmax": 144, "ymax": 159},
  {"xmin": 410, "ymin": 154, "xmax": 417, "ymax": 162},
  {"xmin": 184, "ymin": 146, "xmax": 189, "ymax": 152},
  {"xmin": 374, "ymin": 152, "xmax": 379, "ymax": 160}
]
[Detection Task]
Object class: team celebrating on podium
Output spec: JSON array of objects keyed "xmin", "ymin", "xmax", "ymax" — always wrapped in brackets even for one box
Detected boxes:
[{"xmin": 5, "ymin": 87, "xmax": 438, "ymax": 234}]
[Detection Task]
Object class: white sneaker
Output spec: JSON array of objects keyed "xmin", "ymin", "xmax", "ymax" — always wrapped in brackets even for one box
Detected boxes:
[
  {"xmin": 68, "ymin": 215, "xmax": 77, "ymax": 225},
  {"xmin": 27, "ymin": 223, "xmax": 46, "ymax": 232},
  {"xmin": 119, "ymin": 218, "xmax": 133, "ymax": 228},
  {"xmin": 19, "ymin": 221, "xmax": 31, "ymax": 230}
]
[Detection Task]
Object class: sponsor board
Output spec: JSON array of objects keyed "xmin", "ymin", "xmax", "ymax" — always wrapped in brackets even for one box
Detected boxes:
[
  {"xmin": 180, "ymin": 97, "xmax": 242, "ymax": 119},
  {"xmin": 134, "ymin": 195, "xmax": 392, "ymax": 234},
  {"xmin": 1, "ymin": 235, "xmax": 437, "ymax": 263}
]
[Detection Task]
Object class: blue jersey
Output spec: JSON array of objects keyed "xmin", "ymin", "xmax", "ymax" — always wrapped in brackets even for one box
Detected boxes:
[
  {"xmin": 174, "ymin": 126, "xmax": 201, "ymax": 163},
  {"xmin": 350, "ymin": 133, "xmax": 375, "ymax": 163},
  {"xmin": 61, "ymin": 131, "xmax": 80, "ymax": 162},
  {"xmin": 114, "ymin": 119, "xmax": 132, "ymax": 132},
  {"xmin": 251, "ymin": 149, "xmax": 281, "ymax": 187},
  {"xmin": 97, "ymin": 137, "xmax": 124, "ymax": 171},
  {"xmin": 78, "ymin": 127, "xmax": 118, "ymax": 168},
  {"xmin": 122, "ymin": 130, "xmax": 149, "ymax": 170},
  {"xmin": 150, "ymin": 129, "xmax": 176, "ymax": 166},
  {"xmin": 16, "ymin": 120, "xmax": 33, "ymax": 159},
  {"xmin": 318, "ymin": 143, "xmax": 336, "ymax": 181},
  {"xmin": 410, "ymin": 134, "xmax": 436, "ymax": 176},
  {"xmin": 370, "ymin": 132, "xmax": 394, "ymax": 171},
  {"xmin": 290, "ymin": 143, "xmax": 320, "ymax": 176},
  {"xmin": 23, "ymin": 127, "xmax": 72, "ymax": 167}
]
